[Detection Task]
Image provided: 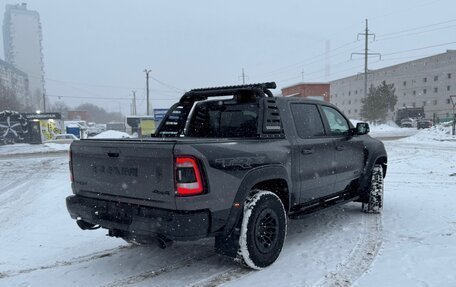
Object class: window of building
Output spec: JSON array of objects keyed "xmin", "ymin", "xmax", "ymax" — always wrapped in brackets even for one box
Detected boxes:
[
  {"xmin": 448, "ymin": 99, "xmax": 452, "ymax": 104},
  {"xmin": 413, "ymin": 90, "xmax": 416, "ymax": 96},
  {"xmin": 447, "ymin": 86, "xmax": 451, "ymax": 91},
  {"xmin": 348, "ymin": 91, "xmax": 351, "ymax": 96},
  {"xmin": 354, "ymin": 99, "xmax": 358, "ymax": 103},
  {"xmin": 403, "ymin": 92, "xmax": 406, "ymax": 97},
  {"xmin": 423, "ymin": 101, "xmax": 427, "ymax": 106},
  {"xmin": 403, "ymin": 81, "xmax": 406, "ymax": 86},
  {"xmin": 412, "ymin": 102, "xmax": 416, "ymax": 107},
  {"xmin": 433, "ymin": 100, "xmax": 437, "ymax": 105},
  {"xmin": 354, "ymin": 109, "xmax": 358, "ymax": 113},
  {"xmin": 402, "ymin": 103, "xmax": 406, "ymax": 107},
  {"xmin": 423, "ymin": 77, "xmax": 427, "ymax": 83},
  {"xmin": 348, "ymin": 110, "xmax": 351, "ymax": 114},
  {"xmin": 448, "ymin": 73, "xmax": 452, "ymax": 79},
  {"xmin": 348, "ymin": 100, "xmax": 351, "ymax": 104},
  {"xmin": 434, "ymin": 87, "xmax": 438, "ymax": 93},
  {"xmin": 423, "ymin": 89, "xmax": 427, "ymax": 94},
  {"xmin": 355, "ymin": 90, "xmax": 358, "ymax": 95},
  {"xmin": 434, "ymin": 75, "xmax": 438, "ymax": 81}
]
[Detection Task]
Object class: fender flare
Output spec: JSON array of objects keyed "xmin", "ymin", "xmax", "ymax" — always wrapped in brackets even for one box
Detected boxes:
[
  {"xmin": 359, "ymin": 153, "xmax": 387, "ymax": 192},
  {"xmin": 214, "ymin": 164, "xmax": 290, "ymax": 257}
]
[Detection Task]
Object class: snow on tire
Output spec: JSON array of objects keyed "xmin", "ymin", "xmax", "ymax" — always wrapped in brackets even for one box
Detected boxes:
[
  {"xmin": 362, "ymin": 164, "xmax": 384, "ymax": 213},
  {"xmin": 237, "ymin": 190, "xmax": 287, "ymax": 270}
]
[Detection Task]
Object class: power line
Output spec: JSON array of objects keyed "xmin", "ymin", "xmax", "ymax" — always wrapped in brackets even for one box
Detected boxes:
[
  {"xmin": 149, "ymin": 75, "xmax": 186, "ymax": 92},
  {"xmin": 46, "ymin": 94, "xmax": 179, "ymax": 101},
  {"xmin": 383, "ymin": 41, "xmax": 456, "ymax": 56},
  {"xmin": 253, "ymin": 40, "xmax": 361, "ymax": 78},
  {"xmin": 376, "ymin": 18, "xmax": 456, "ymax": 38},
  {"xmin": 376, "ymin": 24, "xmax": 456, "ymax": 42}
]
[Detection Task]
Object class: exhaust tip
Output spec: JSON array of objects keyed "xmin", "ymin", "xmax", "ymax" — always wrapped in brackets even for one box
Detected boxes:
[{"xmin": 76, "ymin": 219, "xmax": 100, "ymax": 230}]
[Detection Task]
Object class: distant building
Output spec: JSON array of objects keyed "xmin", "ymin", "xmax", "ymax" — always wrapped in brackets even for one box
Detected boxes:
[
  {"xmin": 3, "ymin": 3, "xmax": 45, "ymax": 110},
  {"xmin": 330, "ymin": 50, "xmax": 456, "ymax": 121},
  {"xmin": 0, "ymin": 58, "xmax": 29, "ymax": 107},
  {"xmin": 281, "ymin": 82, "xmax": 330, "ymax": 102}
]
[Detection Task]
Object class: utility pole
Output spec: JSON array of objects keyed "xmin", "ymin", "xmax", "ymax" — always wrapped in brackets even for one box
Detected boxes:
[
  {"xmin": 301, "ymin": 68, "xmax": 305, "ymax": 82},
  {"xmin": 144, "ymin": 69, "xmax": 151, "ymax": 115},
  {"xmin": 239, "ymin": 68, "xmax": 249, "ymax": 84},
  {"xmin": 132, "ymin": 90, "xmax": 137, "ymax": 116},
  {"xmin": 43, "ymin": 93, "xmax": 46, "ymax": 112},
  {"xmin": 351, "ymin": 19, "xmax": 381, "ymax": 98}
]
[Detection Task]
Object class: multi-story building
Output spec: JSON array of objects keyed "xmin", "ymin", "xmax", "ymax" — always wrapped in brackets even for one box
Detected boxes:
[
  {"xmin": 281, "ymin": 82, "xmax": 330, "ymax": 102},
  {"xmin": 0, "ymin": 58, "xmax": 30, "ymax": 108},
  {"xmin": 330, "ymin": 50, "xmax": 456, "ymax": 121},
  {"xmin": 3, "ymin": 3, "xmax": 45, "ymax": 110}
]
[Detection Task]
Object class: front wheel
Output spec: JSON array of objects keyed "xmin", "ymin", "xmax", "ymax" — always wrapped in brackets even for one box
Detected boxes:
[
  {"xmin": 362, "ymin": 164, "xmax": 384, "ymax": 213},
  {"xmin": 237, "ymin": 190, "xmax": 287, "ymax": 269}
]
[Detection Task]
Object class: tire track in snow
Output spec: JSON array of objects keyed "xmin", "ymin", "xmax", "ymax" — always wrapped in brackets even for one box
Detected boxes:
[
  {"xmin": 313, "ymin": 213, "xmax": 383, "ymax": 287},
  {"xmin": 188, "ymin": 267, "xmax": 252, "ymax": 287},
  {"xmin": 101, "ymin": 251, "xmax": 217, "ymax": 287},
  {"xmin": 0, "ymin": 245, "xmax": 132, "ymax": 278}
]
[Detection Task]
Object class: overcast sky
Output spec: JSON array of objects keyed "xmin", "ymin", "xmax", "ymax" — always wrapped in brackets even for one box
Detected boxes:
[{"xmin": 1, "ymin": 0, "xmax": 456, "ymax": 115}]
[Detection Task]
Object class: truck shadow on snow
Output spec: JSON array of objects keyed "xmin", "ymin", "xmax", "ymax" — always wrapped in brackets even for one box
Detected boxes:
[{"xmin": 0, "ymin": 203, "xmax": 378, "ymax": 287}]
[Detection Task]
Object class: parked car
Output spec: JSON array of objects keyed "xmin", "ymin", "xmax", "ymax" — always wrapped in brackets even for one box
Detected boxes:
[
  {"xmin": 48, "ymin": 133, "xmax": 79, "ymax": 144},
  {"xmin": 417, "ymin": 119, "xmax": 432, "ymax": 129},
  {"xmin": 400, "ymin": 118, "xmax": 413, "ymax": 128},
  {"xmin": 66, "ymin": 82, "xmax": 387, "ymax": 269}
]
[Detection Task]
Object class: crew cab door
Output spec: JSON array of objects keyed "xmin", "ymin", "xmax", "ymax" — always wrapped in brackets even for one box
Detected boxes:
[
  {"xmin": 320, "ymin": 106, "xmax": 365, "ymax": 193},
  {"xmin": 289, "ymin": 103, "xmax": 337, "ymax": 203}
]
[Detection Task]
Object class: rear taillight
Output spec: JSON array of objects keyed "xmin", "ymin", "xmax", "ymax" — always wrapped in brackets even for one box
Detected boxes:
[
  {"xmin": 175, "ymin": 156, "xmax": 204, "ymax": 196},
  {"xmin": 69, "ymin": 150, "xmax": 74, "ymax": 183}
]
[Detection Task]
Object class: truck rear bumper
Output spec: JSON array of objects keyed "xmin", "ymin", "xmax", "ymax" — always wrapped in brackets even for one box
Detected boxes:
[{"xmin": 66, "ymin": 195, "xmax": 210, "ymax": 241}]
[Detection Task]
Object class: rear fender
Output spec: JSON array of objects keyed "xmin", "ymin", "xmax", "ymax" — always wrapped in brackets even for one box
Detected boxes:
[{"xmin": 215, "ymin": 164, "xmax": 290, "ymax": 257}]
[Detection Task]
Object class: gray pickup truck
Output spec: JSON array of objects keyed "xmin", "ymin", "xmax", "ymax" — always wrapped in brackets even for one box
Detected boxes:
[{"xmin": 66, "ymin": 82, "xmax": 387, "ymax": 269}]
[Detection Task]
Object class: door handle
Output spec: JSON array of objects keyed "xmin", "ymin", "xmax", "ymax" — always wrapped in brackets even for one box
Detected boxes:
[
  {"xmin": 301, "ymin": 148, "xmax": 314, "ymax": 155},
  {"xmin": 336, "ymin": 145, "xmax": 345, "ymax": 151}
]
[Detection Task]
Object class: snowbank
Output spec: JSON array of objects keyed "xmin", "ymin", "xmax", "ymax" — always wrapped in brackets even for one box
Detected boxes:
[
  {"xmin": 401, "ymin": 123, "xmax": 456, "ymax": 143},
  {"xmin": 0, "ymin": 143, "xmax": 70, "ymax": 156},
  {"xmin": 91, "ymin": 130, "xmax": 131, "ymax": 139},
  {"xmin": 350, "ymin": 119, "xmax": 418, "ymax": 138}
]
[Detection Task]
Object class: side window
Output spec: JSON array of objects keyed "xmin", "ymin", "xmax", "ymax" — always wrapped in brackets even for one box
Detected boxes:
[
  {"xmin": 321, "ymin": 106, "xmax": 350, "ymax": 136},
  {"xmin": 290, "ymin": 104, "xmax": 325, "ymax": 138}
]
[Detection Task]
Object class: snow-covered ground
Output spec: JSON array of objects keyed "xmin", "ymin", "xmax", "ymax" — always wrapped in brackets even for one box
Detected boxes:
[
  {"xmin": 0, "ymin": 130, "xmax": 131, "ymax": 157},
  {"xmin": 0, "ymin": 127, "xmax": 455, "ymax": 286},
  {"xmin": 0, "ymin": 143, "xmax": 70, "ymax": 157}
]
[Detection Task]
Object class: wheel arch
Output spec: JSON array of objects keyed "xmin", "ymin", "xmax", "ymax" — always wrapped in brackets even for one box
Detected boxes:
[{"xmin": 214, "ymin": 164, "xmax": 291, "ymax": 258}]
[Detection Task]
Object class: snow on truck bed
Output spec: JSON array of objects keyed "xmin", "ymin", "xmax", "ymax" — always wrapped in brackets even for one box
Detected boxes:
[{"xmin": 0, "ymin": 124, "xmax": 455, "ymax": 286}]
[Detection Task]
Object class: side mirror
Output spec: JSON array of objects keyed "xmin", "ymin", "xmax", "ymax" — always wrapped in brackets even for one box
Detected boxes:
[{"xmin": 356, "ymin": 122, "xmax": 370, "ymax": 135}]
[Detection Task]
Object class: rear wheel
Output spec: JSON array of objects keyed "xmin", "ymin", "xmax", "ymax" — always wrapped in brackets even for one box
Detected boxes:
[
  {"xmin": 362, "ymin": 164, "xmax": 384, "ymax": 213},
  {"xmin": 237, "ymin": 190, "xmax": 287, "ymax": 269}
]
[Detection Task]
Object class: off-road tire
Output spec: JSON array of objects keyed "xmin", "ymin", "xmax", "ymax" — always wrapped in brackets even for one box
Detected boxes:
[
  {"xmin": 237, "ymin": 190, "xmax": 287, "ymax": 269},
  {"xmin": 362, "ymin": 164, "xmax": 384, "ymax": 213}
]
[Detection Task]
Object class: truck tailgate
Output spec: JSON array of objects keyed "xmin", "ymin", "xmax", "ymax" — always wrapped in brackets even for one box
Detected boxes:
[{"xmin": 71, "ymin": 140, "xmax": 176, "ymax": 209}]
